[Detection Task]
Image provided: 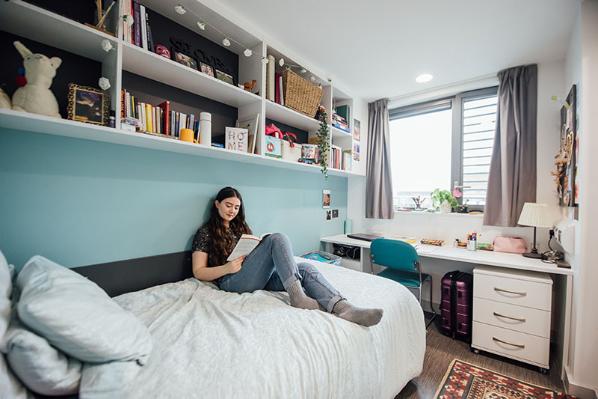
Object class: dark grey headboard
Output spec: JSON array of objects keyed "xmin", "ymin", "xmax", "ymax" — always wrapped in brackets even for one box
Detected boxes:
[{"xmin": 73, "ymin": 251, "xmax": 193, "ymax": 297}]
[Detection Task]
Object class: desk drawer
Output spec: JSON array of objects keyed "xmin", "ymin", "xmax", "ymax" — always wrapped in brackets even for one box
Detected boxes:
[
  {"xmin": 473, "ymin": 298, "xmax": 551, "ymax": 338},
  {"xmin": 472, "ymin": 322, "xmax": 549, "ymax": 368},
  {"xmin": 473, "ymin": 272, "xmax": 552, "ymax": 311}
]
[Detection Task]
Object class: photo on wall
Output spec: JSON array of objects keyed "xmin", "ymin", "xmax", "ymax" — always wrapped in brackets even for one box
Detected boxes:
[
  {"xmin": 322, "ymin": 189, "xmax": 331, "ymax": 208},
  {"xmin": 352, "ymin": 142, "xmax": 360, "ymax": 161},
  {"xmin": 554, "ymin": 85, "xmax": 577, "ymax": 208},
  {"xmin": 353, "ymin": 119, "xmax": 361, "ymax": 141}
]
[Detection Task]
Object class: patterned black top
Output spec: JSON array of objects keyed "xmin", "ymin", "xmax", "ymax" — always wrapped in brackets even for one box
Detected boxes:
[{"xmin": 192, "ymin": 225, "xmax": 241, "ymax": 267}]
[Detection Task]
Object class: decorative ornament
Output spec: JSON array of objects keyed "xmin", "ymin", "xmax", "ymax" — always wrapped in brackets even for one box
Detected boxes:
[
  {"xmin": 155, "ymin": 44, "xmax": 171, "ymax": 59},
  {"xmin": 98, "ymin": 77, "xmax": 111, "ymax": 90},
  {"xmin": 123, "ymin": 14, "xmax": 134, "ymax": 26},
  {"xmin": 196, "ymin": 21, "xmax": 206, "ymax": 30},
  {"xmin": 243, "ymin": 48, "xmax": 253, "ymax": 57},
  {"xmin": 316, "ymin": 106, "xmax": 330, "ymax": 178},
  {"xmin": 222, "ymin": 38, "xmax": 231, "ymax": 47},
  {"xmin": 261, "ymin": 57, "xmax": 269, "ymax": 65},
  {"xmin": 174, "ymin": 5, "xmax": 186, "ymax": 15},
  {"xmin": 101, "ymin": 39, "xmax": 113, "ymax": 52},
  {"xmin": 11, "ymin": 41, "xmax": 62, "ymax": 118}
]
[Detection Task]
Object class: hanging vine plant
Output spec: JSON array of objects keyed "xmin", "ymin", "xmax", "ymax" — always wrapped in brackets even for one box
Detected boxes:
[{"xmin": 316, "ymin": 106, "xmax": 330, "ymax": 178}]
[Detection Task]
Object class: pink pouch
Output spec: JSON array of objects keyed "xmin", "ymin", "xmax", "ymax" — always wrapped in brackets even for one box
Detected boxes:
[{"xmin": 493, "ymin": 236, "xmax": 528, "ymax": 254}]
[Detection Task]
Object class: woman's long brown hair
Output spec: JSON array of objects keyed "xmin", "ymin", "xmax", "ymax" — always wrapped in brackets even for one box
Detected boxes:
[{"xmin": 205, "ymin": 187, "xmax": 252, "ymax": 266}]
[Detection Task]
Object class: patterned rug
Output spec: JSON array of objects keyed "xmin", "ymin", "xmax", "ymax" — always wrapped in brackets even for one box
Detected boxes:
[{"xmin": 435, "ymin": 359, "xmax": 573, "ymax": 399}]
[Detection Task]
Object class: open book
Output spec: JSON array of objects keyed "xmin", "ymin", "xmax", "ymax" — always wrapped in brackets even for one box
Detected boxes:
[{"xmin": 227, "ymin": 233, "xmax": 270, "ymax": 261}]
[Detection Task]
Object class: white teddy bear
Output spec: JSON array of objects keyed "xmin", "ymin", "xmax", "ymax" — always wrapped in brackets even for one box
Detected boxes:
[{"xmin": 12, "ymin": 41, "xmax": 62, "ymax": 118}]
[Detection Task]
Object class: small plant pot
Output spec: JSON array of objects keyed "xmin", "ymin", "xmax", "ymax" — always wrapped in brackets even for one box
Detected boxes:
[{"xmin": 439, "ymin": 201, "xmax": 452, "ymax": 213}]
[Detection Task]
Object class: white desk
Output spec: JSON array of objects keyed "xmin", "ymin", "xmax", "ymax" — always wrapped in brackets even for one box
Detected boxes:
[{"xmin": 320, "ymin": 234, "xmax": 573, "ymax": 379}]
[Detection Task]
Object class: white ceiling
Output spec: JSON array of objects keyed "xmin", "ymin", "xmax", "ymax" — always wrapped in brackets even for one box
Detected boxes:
[{"xmin": 217, "ymin": 0, "xmax": 578, "ymax": 101}]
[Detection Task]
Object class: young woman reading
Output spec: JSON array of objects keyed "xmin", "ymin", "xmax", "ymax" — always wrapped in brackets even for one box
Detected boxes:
[{"xmin": 191, "ymin": 186, "xmax": 383, "ymax": 327}]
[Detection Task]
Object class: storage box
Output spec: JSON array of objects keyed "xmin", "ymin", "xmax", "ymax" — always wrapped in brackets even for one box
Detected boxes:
[
  {"xmin": 265, "ymin": 135, "xmax": 282, "ymax": 158},
  {"xmin": 301, "ymin": 144, "xmax": 318, "ymax": 161},
  {"xmin": 281, "ymin": 140, "xmax": 302, "ymax": 162}
]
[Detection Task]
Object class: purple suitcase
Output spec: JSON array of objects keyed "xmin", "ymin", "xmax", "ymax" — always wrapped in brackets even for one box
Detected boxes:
[{"xmin": 439, "ymin": 271, "xmax": 473, "ymax": 342}]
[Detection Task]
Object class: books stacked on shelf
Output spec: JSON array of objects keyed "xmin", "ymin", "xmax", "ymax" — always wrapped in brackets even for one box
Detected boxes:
[
  {"xmin": 121, "ymin": 89, "xmax": 200, "ymax": 139},
  {"xmin": 332, "ymin": 104, "xmax": 351, "ymax": 132},
  {"xmin": 121, "ymin": 0, "xmax": 154, "ymax": 51},
  {"xmin": 329, "ymin": 145, "xmax": 342, "ymax": 170}
]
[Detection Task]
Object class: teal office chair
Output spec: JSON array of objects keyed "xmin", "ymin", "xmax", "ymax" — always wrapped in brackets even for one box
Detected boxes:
[{"xmin": 370, "ymin": 238, "xmax": 434, "ymax": 314}]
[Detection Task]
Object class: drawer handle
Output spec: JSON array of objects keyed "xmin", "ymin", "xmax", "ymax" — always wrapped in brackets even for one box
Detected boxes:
[
  {"xmin": 492, "ymin": 337, "xmax": 525, "ymax": 349},
  {"xmin": 493, "ymin": 312, "xmax": 526, "ymax": 323},
  {"xmin": 494, "ymin": 287, "xmax": 527, "ymax": 296}
]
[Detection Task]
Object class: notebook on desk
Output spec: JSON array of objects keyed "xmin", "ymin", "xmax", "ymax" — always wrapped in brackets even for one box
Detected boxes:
[{"xmin": 347, "ymin": 233, "xmax": 382, "ymax": 242}]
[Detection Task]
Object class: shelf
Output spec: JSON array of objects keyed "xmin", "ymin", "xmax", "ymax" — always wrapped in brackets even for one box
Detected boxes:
[
  {"xmin": 331, "ymin": 126, "xmax": 352, "ymax": 139},
  {"xmin": 265, "ymin": 101, "xmax": 321, "ymax": 132},
  {"xmin": 0, "ymin": 0, "xmax": 118, "ymax": 63},
  {"xmin": 0, "ymin": 109, "xmax": 352, "ymax": 177},
  {"xmin": 121, "ymin": 42, "xmax": 262, "ymax": 108}
]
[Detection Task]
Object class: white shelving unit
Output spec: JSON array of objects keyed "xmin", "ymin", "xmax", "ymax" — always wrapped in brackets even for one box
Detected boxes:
[{"xmin": 0, "ymin": 0, "xmax": 364, "ymax": 177}]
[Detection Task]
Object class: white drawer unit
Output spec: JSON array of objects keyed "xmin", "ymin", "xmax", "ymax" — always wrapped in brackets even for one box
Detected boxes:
[{"xmin": 472, "ymin": 267, "xmax": 553, "ymax": 371}]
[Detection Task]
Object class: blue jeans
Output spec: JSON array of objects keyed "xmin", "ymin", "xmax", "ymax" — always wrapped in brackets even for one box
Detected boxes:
[{"xmin": 218, "ymin": 233, "xmax": 344, "ymax": 312}]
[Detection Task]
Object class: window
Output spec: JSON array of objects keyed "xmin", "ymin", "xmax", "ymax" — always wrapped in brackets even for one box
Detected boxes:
[
  {"xmin": 389, "ymin": 102, "xmax": 452, "ymax": 209},
  {"xmin": 389, "ymin": 87, "xmax": 498, "ymax": 211}
]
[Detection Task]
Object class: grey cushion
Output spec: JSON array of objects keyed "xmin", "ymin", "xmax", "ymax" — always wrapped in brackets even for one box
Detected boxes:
[
  {"xmin": 5, "ymin": 320, "xmax": 81, "ymax": 395},
  {"xmin": 16, "ymin": 255, "xmax": 152, "ymax": 363}
]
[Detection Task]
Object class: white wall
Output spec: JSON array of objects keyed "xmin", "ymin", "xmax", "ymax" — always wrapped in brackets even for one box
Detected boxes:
[
  {"xmin": 565, "ymin": 0, "xmax": 598, "ymax": 395},
  {"xmin": 347, "ymin": 60, "xmax": 565, "ymax": 307}
]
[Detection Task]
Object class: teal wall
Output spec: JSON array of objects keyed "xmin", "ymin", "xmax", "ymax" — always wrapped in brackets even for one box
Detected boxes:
[{"xmin": 0, "ymin": 129, "xmax": 347, "ymax": 269}]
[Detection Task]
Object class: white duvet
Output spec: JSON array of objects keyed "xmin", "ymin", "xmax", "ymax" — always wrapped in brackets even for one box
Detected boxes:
[{"xmin": 112, "ymin": 258, "xmax": 426, "ymax": 399}]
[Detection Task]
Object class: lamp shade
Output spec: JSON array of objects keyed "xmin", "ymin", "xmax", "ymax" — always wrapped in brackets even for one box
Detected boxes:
[{"xmin": 517, "ymin": 203, "xmax": 558, "ymax": 228}]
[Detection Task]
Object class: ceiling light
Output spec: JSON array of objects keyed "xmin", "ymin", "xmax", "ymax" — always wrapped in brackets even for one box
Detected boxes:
[
  {"xmin": 415, "ymin": 73, "xmax": 433, "ymax": 83},
  {"xmin": 174, "ymin": 5, "xmax": 186, "ymax": 15},
  {"xmin": 243, "ymin": 48, "xmax": 253, "ymax": 57},
  {"xmin": 222, "ymin": 38, "xmax": 231, "ymax": 47},
  {"xmin": 196, "ymin": 21, "xmax": 206, "ymax": 30}
]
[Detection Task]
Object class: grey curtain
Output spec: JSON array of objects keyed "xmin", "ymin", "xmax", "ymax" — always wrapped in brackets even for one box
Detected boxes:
[
  {"xmin": 366, "ymin": 99, "xmax": 394, "ymax": 219},
  {"xmin": 484, "ymin": 64, "xmax": 538, "ymax": 226}
]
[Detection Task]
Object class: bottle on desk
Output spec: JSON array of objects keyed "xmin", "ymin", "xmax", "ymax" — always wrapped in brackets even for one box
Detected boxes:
[{"xmin": 467, "ymin": 232, "xmax": 477, "ymax": 251}]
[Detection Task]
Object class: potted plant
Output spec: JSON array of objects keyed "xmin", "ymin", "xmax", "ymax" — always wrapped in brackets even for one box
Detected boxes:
[
  {"xmin": 431, "ymin": 189, "xmax": 458, "ymax": 213},
  {"xmin": 316, "ymin": 105, "xmax": 330, "ymax": 178}
]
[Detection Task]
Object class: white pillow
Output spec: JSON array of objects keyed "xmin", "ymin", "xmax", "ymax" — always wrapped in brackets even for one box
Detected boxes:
[
  {"xmin": 0, "ymin": 250, "xmax": 12, "ymax": 339},
  {"xmin": 0, "ymin": 354, "xmax": 30, "ymax": 399},
  {"xmin": 16, "ymin": 255, "xmax": 152, "ymax": 364},
  {"xmin": 79, "ymin": 360, "xmax": 142, "ymax": 399},
  {"xmin": 4, "ymin": 320, "xmax": 81, "ymax": 395}
]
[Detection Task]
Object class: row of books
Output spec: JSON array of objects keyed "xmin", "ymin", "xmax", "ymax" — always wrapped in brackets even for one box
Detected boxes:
[
  {"xmin": 120, "ymin": 0, "xmax": 155, "ymax": 51},
  {"xmin": 120, "ymin": 89, "xmax": 199, "ymax": 137},
  {"xmin": 332, "ymin": 104, "xmax": 351, "ymax": 132},
  {"xmin": 329, "ymin": 146, "xmax": 352, "ymax": 170}
]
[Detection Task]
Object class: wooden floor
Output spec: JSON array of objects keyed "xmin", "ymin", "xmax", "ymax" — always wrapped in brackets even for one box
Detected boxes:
[{"xmin": 396, "ymin": 324, "xmax": 563, "ymax": 398}]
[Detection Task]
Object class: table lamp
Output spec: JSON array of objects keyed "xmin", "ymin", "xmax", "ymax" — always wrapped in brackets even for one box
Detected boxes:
[{"xmin": 517, "ymin": 203, "xmax": 558, "ymax": 259}]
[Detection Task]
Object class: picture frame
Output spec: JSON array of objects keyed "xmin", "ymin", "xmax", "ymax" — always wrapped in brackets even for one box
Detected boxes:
[
  {"xmin": 322, "ymin": 189, "xmax": 331, "ymax": 209},
  {"xmin": 352, "ymin": 142, "xmax": 360, "ymax": 161},
  {"xmin": 200, "ymin": 62, "xmax": 215, "ymax": 77},
  {"xmin": 67, "ymin": 83, "xmax": 110, "ymax": 126},
  {"xmin": 353, "ymin": 119, "xmax": 361, "ymax": 141},
  {"xmin": 555, "ymin": 85, "xmax": 577, "ymax": 208},
  {"xmin": 215, "ymin": 69, "xmax": 234, "ymax": 85},
  {"xmin": 174, "ymin": 52, "xmax": 198, "ymax": 70}
]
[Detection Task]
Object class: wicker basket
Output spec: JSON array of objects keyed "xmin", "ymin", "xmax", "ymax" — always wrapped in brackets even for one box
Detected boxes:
[{"xmin": 283, "ymin": 69, "xmax": 323, "ymax": 118}]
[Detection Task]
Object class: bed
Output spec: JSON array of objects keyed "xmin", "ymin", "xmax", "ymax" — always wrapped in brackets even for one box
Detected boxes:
[{"xmin": 104, "ymin": 257, "xmax": 426, "ymax": 399}]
